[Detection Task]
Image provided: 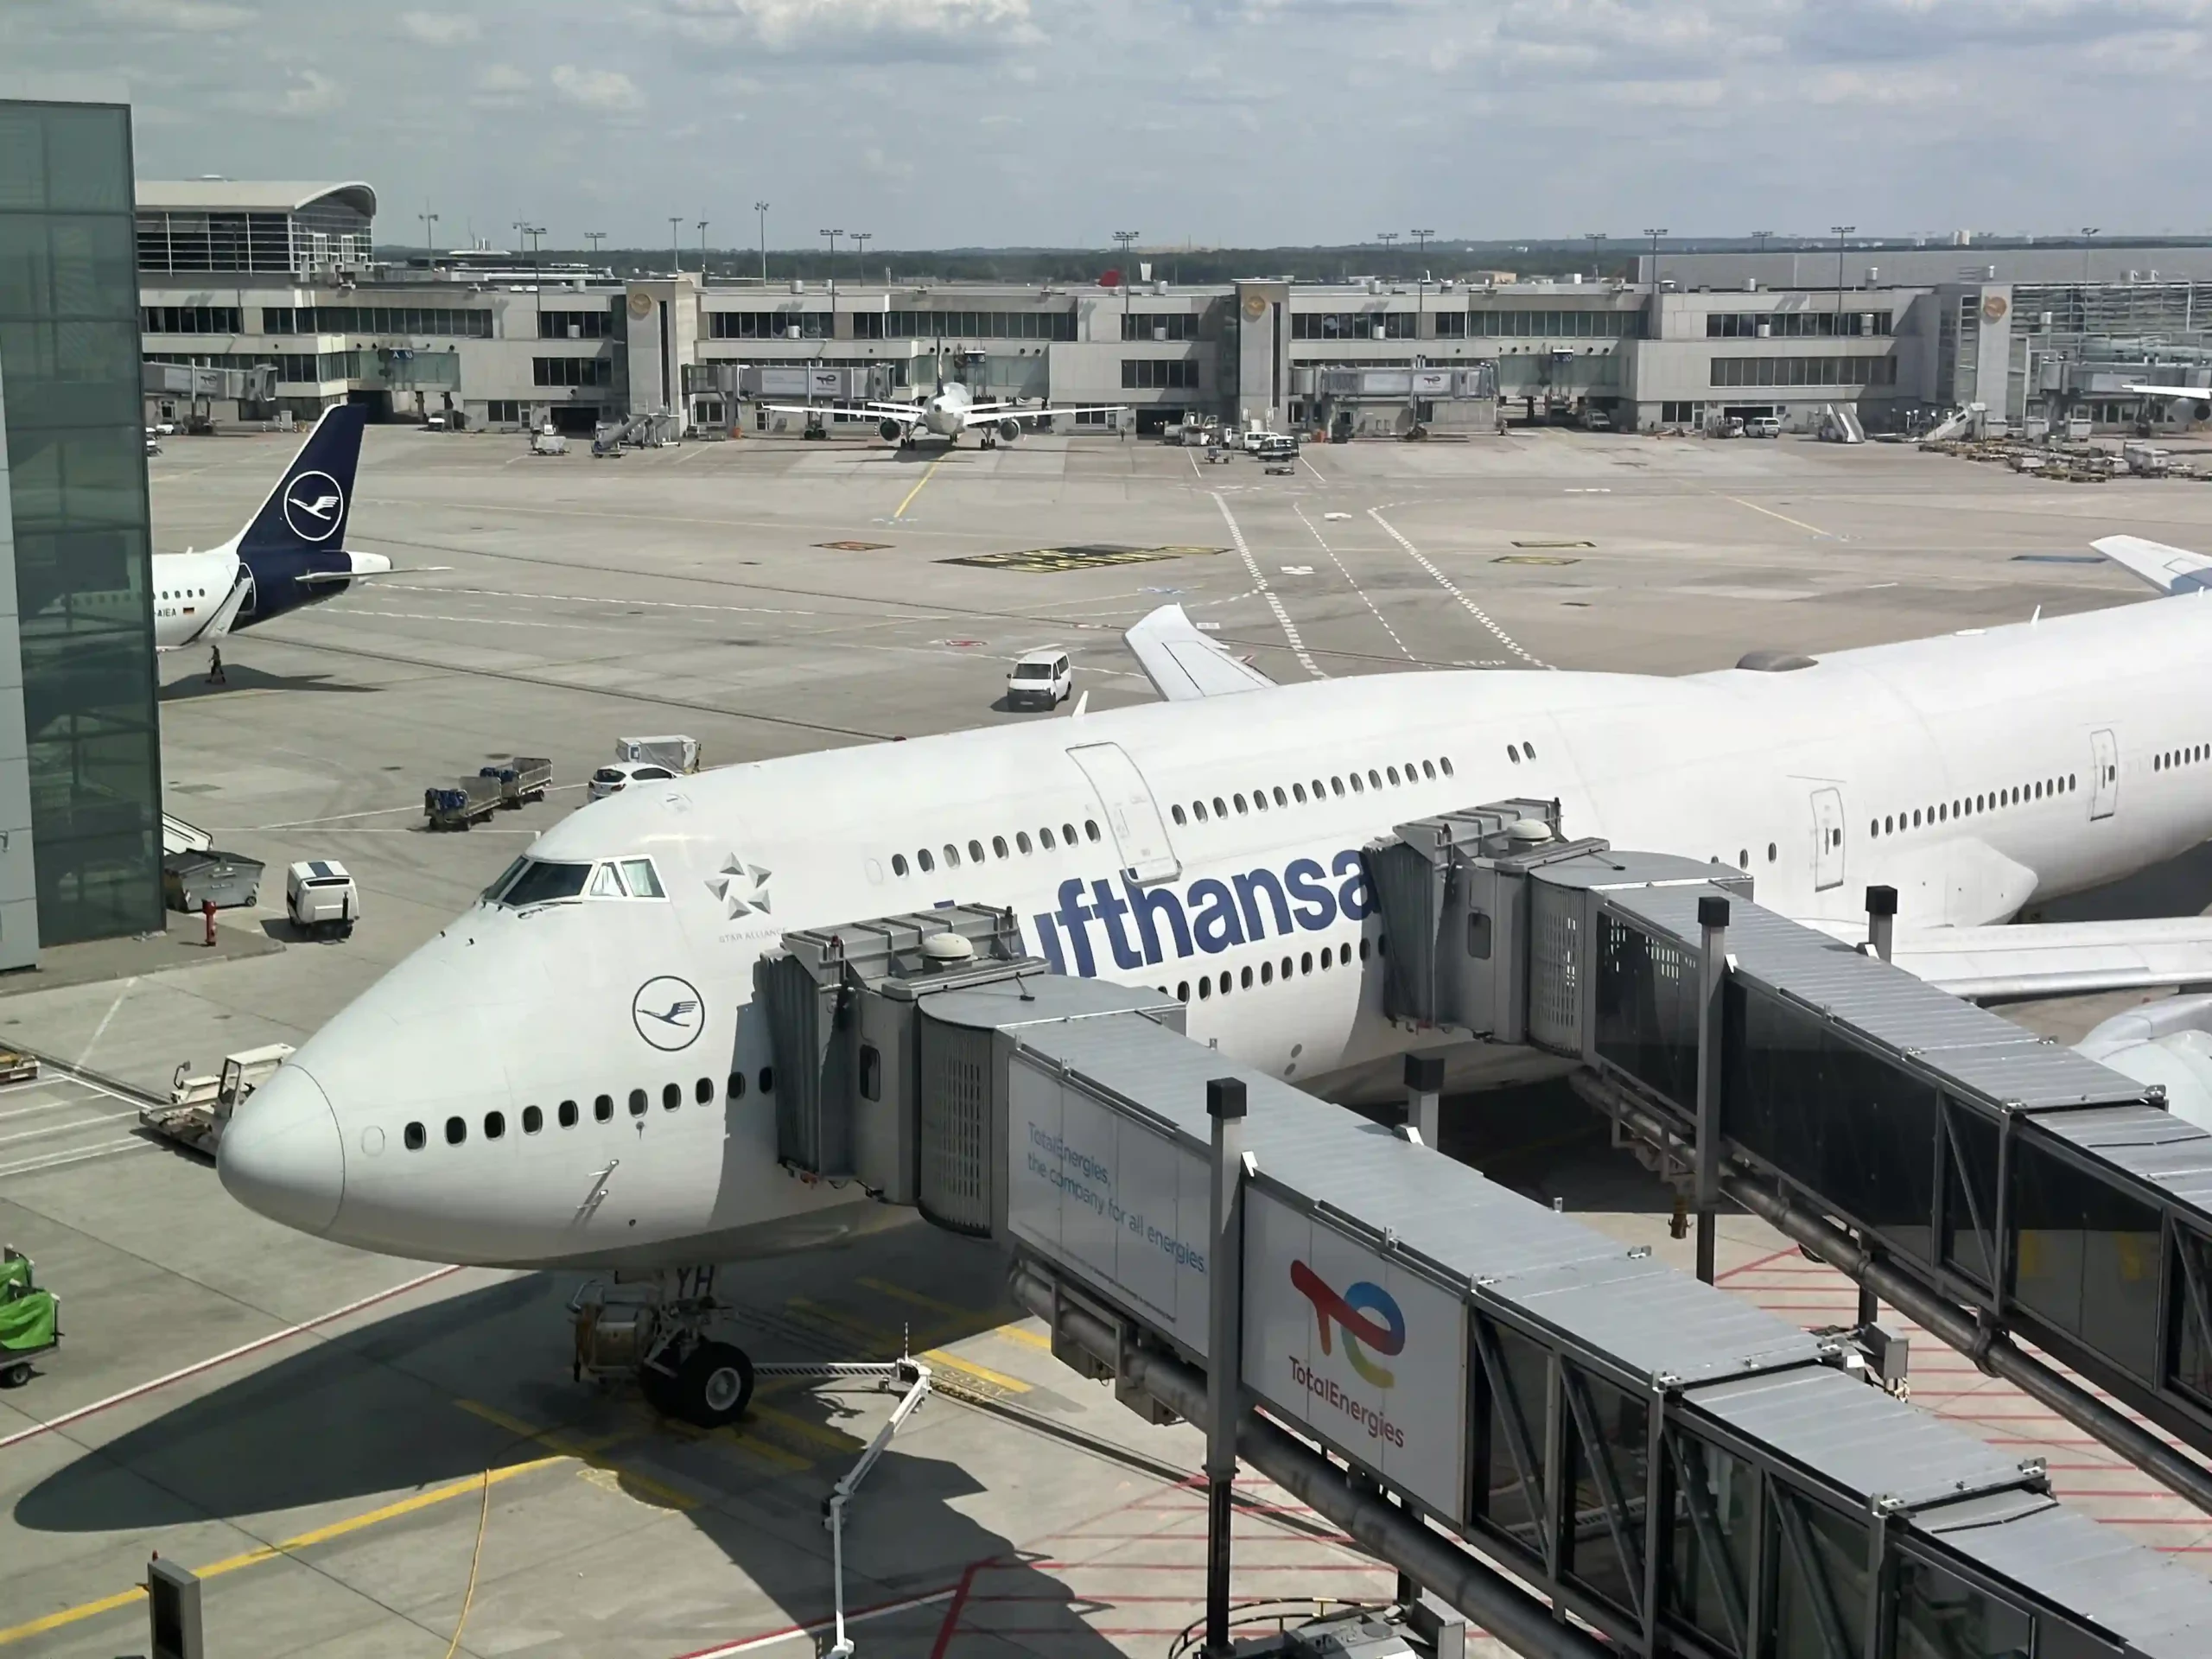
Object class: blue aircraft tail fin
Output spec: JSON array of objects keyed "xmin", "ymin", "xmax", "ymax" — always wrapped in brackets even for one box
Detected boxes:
[{"xmin": 232, "ymin": 404, "xmax": 366, "ymax": 559}]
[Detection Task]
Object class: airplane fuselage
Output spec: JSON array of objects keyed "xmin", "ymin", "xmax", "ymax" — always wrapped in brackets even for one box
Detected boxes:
[{"xmin": 221, "ymin": 599, "xmax": 2212, "ymax": 1270}]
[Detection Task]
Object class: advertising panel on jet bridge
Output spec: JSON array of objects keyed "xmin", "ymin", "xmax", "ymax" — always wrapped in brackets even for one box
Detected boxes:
[
  {"xmin": 1243, "ymin": 1188, "xmax": 1470, "ymax": 1524},
  {"xmin": 1006, "ymin": 1048, "xmax": 1212, "ymax": 1357}
]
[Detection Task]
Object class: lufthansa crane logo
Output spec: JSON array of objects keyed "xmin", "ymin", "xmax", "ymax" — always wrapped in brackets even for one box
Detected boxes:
[
  {"xmin": 1291, "ymin": 1261, "xmax": 1405, "ymax": 1388},
  {"xmin": 632, "ymin": 976, "xmax": 705, "ymax": 1051},
  {"xmin": 283, "ymin": 471, "xmax": 345, "ymax": 543}
]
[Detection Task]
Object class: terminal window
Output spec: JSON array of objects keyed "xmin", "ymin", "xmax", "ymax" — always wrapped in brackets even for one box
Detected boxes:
[
  {"xmin": 1708, "ymin": 310, "xmax": 1892, "ymax": 339},
  {"xmin": 1710, "ymin": 355, "xmax": 1897, "ymax": 388},
  {"xmin": 1122, "ymin": 359, "xmax": 1198, "ymax": 390},
  {"xmin": 140, "ymin": 305, "xmax": 239, "ymax": 334},
  {"xmin": 264, "ymin": 306, "xmax": 491, "ymax": 338},
  {"xmin": 538, "ymin": 309, "xmax": 612, "ymax": 340},
  {"xmin": 1471, "ymin": 309, "xmax": 1639, "ymax": 339},
  {"xmin": 533, "ymin": 356, "xmax": 612, "ymax": 387},
  {"xmin": 486, "ymin": 400, "xmax": 522, "ymax": 424},
  {"xmin": 712, "ymin": 311, "xmax": 827, "ymax": 340},
  {"xmin": 1121, "ymin": 312, "xmax": 1199, "ymax": 341}
]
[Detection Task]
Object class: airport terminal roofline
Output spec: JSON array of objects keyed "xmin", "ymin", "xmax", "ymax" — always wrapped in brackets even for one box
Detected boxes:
[{"xmin": 138, "ymin": 179, "xmax": 377, "ymax": 219}]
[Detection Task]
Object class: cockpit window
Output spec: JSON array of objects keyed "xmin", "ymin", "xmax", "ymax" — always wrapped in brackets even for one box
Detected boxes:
[
  {"xmin": 497, "ymin": 858, "xmax": 592, "ymax": 907},
  {"xmin": 588, "ymin": 863, "xmax": 627, "ymax": 899},
  {"xmin": 620, "ymin": 858, "xmax": 665, "ymax": 898},
  {"xmin": 484, "ymin": 857, "xmax": 529, "ymax": 902}
]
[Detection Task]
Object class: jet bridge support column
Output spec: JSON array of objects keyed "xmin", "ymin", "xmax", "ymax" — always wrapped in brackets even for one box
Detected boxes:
[
  {"xmin": 1693, "ymin": 894, "xmax": 1729, "ymax": 1285},
  {"xmin": 1204, "ymin": 1077, "xmax": 1249, "ymax": 1659},
  {"xmin": 1403, "ymin": 1052, "xmax": 1444, "ymax": 1147}
]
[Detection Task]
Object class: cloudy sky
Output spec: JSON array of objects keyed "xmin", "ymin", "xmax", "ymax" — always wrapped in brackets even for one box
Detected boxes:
[{"xmin": 8, "ymin": 0, "xmax": 2209, "ymax": 250}]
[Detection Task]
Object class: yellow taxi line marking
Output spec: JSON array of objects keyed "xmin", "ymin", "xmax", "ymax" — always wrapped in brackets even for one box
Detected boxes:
[
  {"xmin": 1721, "ymin": 494, "xmax": 1829, "ymax": 537},
  {"xmin": 893, "ymin": 454, "xmax": 949, "ymax": 520},
  {"xmin": 453, "ymin": 1399, "xmax": 699, "ymax": 1510},
  {"xmin": 989, "ymin": 1324, "xmax": 1053, "ymax": 1352},
  {"xmin": 746, "ymin": 1400, "xmax": 866, "ymax": 1453},
  {"xmin": 787, "ymin": 1296, "xmax": 1032, "ymax": 1393},
  {"xmin": 921, "ymin": 1349, "xmax": 1031, "ymax": 1394},
  {"xmin": 0, "ymin": 1456, "xmax": 563, "ymax": 1646}
]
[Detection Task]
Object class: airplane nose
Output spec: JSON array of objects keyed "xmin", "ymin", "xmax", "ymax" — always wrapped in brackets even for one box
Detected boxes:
[
  {"xmin": 347, "ymin": 550, "xmax": 391, "ymax": 576},
  {"xmin": 218, "ymin": 1064, "xmax": 345, "ymax": 1236}
]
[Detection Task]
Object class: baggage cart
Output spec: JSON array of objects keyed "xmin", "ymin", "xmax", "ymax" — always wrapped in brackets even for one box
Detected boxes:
[
  {"xmin": 424, "ymin": 773, "xmax": 502, "ymax": 830},
  {"xmin": 480, "ymin": 756, "xmax": 553, "ymax": 808},
  {"xmin": 0, "ymin": 1249, "xmax": 59, "ymax": 1389},
  {"xmin": 162, "ymin": 849, "xmax": 265, "ymax": 912}
]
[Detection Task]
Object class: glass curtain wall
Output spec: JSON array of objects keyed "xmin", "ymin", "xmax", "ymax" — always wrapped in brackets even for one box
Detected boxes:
[{"xmin": 0, "ymin": 99, "xmax": 164, "ymax": 944}]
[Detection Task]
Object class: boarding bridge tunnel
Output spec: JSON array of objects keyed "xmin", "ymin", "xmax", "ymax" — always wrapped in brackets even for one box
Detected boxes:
[{"xmin": 756, "ymin": 889, "xmax": 2212, "ymax": 1659}]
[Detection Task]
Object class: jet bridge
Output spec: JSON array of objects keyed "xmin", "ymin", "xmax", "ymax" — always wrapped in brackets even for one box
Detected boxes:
[
  {"xmin": 756, "ymin": 899, "xmax": 2212, "ymax": 1659},
  {"xmin": 1366, "ymin": 803, "xmax": 2212, "ymax": 1516}
]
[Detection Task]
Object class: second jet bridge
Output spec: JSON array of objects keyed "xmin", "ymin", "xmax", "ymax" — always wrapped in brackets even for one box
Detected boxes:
[
  {"xmin": 755, "ymin": 890, "xmax": 2212, "ymax": 1659},
  {"xmin": 1367, "ymin": 804, "xmax": 2212, "ymax": 1505}
]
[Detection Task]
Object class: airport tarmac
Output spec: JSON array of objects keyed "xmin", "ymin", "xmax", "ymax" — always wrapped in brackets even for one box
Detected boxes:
[{"xmin": 4, "ymin": 423, "xmax": 2212, "ymax": 1656}]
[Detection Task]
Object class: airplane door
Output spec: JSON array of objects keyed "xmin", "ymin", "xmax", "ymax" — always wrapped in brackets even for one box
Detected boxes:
[
  {"xmin": 2091, "ymin": 728, "xmax": 2119, "ymax": 820},
  {"xmin": 1811, "ymin": 786, "xmax": 1845, "ymax": 891},
  {"xmin": 1067, "ymin": 742, "xmax": 1181, "ymax": 886}
]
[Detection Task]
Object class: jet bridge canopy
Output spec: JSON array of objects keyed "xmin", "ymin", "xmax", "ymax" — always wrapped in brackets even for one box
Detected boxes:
[{"xmin": 753, "ymin": 895, "xmax": 2212, "ymax": 1659}]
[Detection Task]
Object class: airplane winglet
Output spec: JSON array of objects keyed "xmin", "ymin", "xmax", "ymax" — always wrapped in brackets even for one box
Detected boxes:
[{"xmin": 1123, "ymin": 604, "xmax": 1276, "ymax": 702}]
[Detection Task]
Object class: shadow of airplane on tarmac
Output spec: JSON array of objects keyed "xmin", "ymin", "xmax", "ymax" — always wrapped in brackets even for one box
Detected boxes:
[
  {"xmin": 15, "ymin": 1220, "xmax": 1131, "ymax": 1655},
  {"xmin": 160, "ymin": 665, "xmax": 379, "ymax": 702}
]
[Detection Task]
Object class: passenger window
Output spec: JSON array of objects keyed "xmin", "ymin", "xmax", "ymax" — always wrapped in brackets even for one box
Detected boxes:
[
  {"xmin": 1281, "ymin": 956, "xmax": 1292, "ymax": 979},
  {"xmin": 559, "ymin": 1100, "xmax": 578, "ymax": 1128},
  {"xmin": 1440, "ymin": 757, "xmax": 1454, "ymax": 776},
  {"xmin": 1173, "ymin": 805, "xmax": 1187, "ymax": 824},
  {"xmin": 729, "ymin": 1071, "xmax": 747, "ymax": 1099},
  {"xmin": 1254, "ymin": 791, "xmax": 1268, "ymax": 812},
  {"xmin": 760, "ymin": 1065, "xmax": 775, "ymax": 1093},
  {"xmin": 1350, "ymin": 773, "xmax": 1365, "ymax": 792},
  {"xmin": 1301, "ymin": 951, "xmax": 1313, "ymax": 974},
  {"xmin": 1320, "ymin": 949, "xmax": 1332, "ymax": 971},
  {"xmin": 1218, "ymin": 971, "xmax": 1230, "ymax": 995},
  {"xmin": 1241, "ymin": 965, "xmax": 1253, "ymax": 988},
  {"xmin": 1508, "ymin": 745, "xmax": 1521, "ymax": 764},
  {"xmin": 919, "ymin": 848, "xmax": 936, "ymax": 872},
  {"xmin": 860, "ymin": 1043, "xmax": 881, "ymax": 1102},
  {"xmin": 629, "ymin": 1089, "xmax": 647, "ymax": 1116},
  {"xmin": 1194, "ymin": 801, "xmax": 1208, "ymax": 822},
  {"xmin": 1368, "ymin": 770, "xmax": 1382, "ymax": 788},
  {"xmin": 1767, "ymin": 843, "xmax": 1777, "ymax": 861},
  {"xmin": 1211, "ymin": 798, "xmax": 1226, "ymax": 817},
  {"xmin": 1359, "ymin": 938, "xmax": 1370, "ymax": 961},
  {"xmin": 1017, "ymin": 831, "xmax": 1033, "ymax": 853},
  {"xmin": 485, "ymin": 1110, "xmax": 505, "ymax": 1139},
  {"xmin": 944, "ymin": 844, "xmax": 960, "ymax": 868},
  {"xmin": 992, "ymin": 836, "xmax": 1008, "ymax": 859},
  {"xmin": 1234, "ymin": 794, "xmax": 1247, "ymax": 814},
  {"xmin": 1062, "ymin": 823, "xmax": 1077, "ymax": 844},
  {"xmin": 589, "ymin": 864, "xmax": 626, "ymax": 899},
  {"xmin": 1421, "ymin": 760, "xmax": 1435, "ymax": 779},
  {"xmin": 663, "ymin": 1082, "xmax": 681, "ymax": 1109},
  {"xmin": 523, "ymin": 1105, "xmax": 543, "ymax": 1134},
  {"xmin": 969, "ymin": 839, "xmax": 984, "ymax": 862},
  {"xmin": 1522, "ymin": 743, "xmax": 1536, "ymax": 761},
  {"xmin": 447, "ymin": 1116, "xmax": 467, "ymax": 1144},
  {"xmin": 620, "ymin": 859, "xmax": 665, "ymax": 898},
  {"xmin": 893, "ymin": 854, "xmax": 909, "ymax": 876},
  {"xmin": 404, "ymin": 1121, "xmax": 425, "ymax": 1150},
  {"xmin": 1084, "ymin": 820, "xmax": 1100, "ymax": 842},
  {"xmin": 1039, "ymin": 828, "xmax": 1055, "ymax": 849},
  {"xmin": 1294, "ymin": 783, "xmax": 1307, "ymax": 803},
  {"xmin": 594, "ymin": 1094, "xmax": 613, "ymax": 1122},
  {"xmin": 1273, "ymin": 786, "xmax": 1287, "ymax": 806},
  {"xmin": 1198, "ymin": 977, "xmax": 1212, "ymax": 999},
  {"xmin": 1387, "ymin": 766, "xmax": 1401, "ymax": 785},
  {"xmin": 1331, "ymin": 777, "xmax": 1344, "ymax": 797},
  {"xmin": 1177, "ymin": 981, "xmax": 1189, "ymax": 1001}
]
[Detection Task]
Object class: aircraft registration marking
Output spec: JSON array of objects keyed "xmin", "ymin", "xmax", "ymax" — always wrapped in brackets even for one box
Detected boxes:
[{"xmin": 941, "ymin": 543, "xmax": 1227, "ymax": 574}]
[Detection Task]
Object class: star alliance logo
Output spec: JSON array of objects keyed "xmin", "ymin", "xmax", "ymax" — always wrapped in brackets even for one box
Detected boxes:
[{"xmin": 709, "ymin": 851, "xmax": 772, "ymax": 918}]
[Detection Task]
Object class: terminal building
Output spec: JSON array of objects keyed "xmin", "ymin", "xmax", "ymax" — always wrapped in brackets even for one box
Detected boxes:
[{"xmin": 136, "ymin": 182, "xmax": 2212, "ymax": 445}]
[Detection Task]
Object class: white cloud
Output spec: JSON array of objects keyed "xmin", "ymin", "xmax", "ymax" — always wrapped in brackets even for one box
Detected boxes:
[
  {"xmin": 92, "ymin": 0, "xmax": 254, "ymax": 32},
  {"xmin": 399, "ymin": 11, "xmax": 480, "ymax": 44},
  {"xmin": 276, "ymin": 67, "xmax": 344, "ymax": 114},
  {"xmin": 472, "ymin": 62, "xmax": 532, "ymax": 107},
  {"xmin": 664, "ymin": 0, "xmax": 1041, "ymax": 57},
  {"xmin": 551, "ymin": 63, "xmax": 643, "ymax": 111}
]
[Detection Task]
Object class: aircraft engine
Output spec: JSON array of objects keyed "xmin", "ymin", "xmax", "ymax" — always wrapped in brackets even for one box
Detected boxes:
[
  {"xmin": 2194, "ymin": 401, "xmax": 2209, "ymax": 423},
  {"xmin": 880, "ymin": 418, "xmax": 903, "ymax": 442},
  {"xmin": 998, "ymin": 418, "xmax": 1021, "ymax": 442}
]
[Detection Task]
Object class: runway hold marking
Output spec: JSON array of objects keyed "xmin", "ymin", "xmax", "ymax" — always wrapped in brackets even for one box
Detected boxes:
[
  {"xmin": 1213, "ymin": 494, "xmax": 1321, "ymax": 679},
  {"xmin": 939, "ymin": 544, "xmax": 1224, "ymax": 575},
  {"xmin": 1367, "ymin": 508, "xmax": 1548, "ymax": 669}
]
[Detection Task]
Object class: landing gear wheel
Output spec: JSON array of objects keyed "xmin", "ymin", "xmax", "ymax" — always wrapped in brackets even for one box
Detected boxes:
[{"xmin": 675, "ymin": 1341, "xmax": 753, "ymax": 1427}]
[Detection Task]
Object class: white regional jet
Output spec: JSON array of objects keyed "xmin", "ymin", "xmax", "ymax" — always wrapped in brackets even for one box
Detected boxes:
[
  {"xmin": 140, "ymin": 406, "xmax": 395, "ymax": 667},
  {"xmin": 2122, "ymin": 382, "xmax": 2212, "ymax": 421},
  {"xmin": 764, "ymin": 351, "xmax": 1122, "ymax": 449},
  {"xmin": 219, "ymin": 537, "xmax": 2212, "ymax": 1424}
]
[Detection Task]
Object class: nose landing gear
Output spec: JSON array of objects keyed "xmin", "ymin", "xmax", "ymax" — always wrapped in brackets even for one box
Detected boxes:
[{"xmin": 570, "ymin": 1267, "xmax": 756, "ymax": 1428}]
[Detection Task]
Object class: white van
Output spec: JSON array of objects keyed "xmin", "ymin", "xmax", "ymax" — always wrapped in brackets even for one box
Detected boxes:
[
  {"xmin": 1007, "ymin": 648, "xmax": 1072, "ymax": 710},
  {"xmin": 1745, "ymin": 416, "xmax": 1782, "ymax": 439}
]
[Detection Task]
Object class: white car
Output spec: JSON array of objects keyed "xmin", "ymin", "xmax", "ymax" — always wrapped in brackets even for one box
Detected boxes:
[
  {"xmin": 588, "ymin": 760, "xmax": 677, "ymax": 800},
  {"xmin": 1006, "ymin": 649, "xmax": 1072, "ymax": 710},
  {"xmin": 1745, "ymin": 416, "xmax": 1782, "ymax": 439}
]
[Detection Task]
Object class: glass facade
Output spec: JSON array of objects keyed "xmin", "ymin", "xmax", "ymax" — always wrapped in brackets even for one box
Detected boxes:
[{"xmin": 0, "ymin": 99, "xmax": 164, "ymax": 947}]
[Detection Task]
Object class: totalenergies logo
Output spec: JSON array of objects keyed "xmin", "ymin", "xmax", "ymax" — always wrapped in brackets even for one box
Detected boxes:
[{"xmin": 1291, "ymin": 1260, "xmax": 1405, "ymax": 1388}]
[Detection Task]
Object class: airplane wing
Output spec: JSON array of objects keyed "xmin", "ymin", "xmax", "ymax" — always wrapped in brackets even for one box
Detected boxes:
[
  {"xmin": 962, "ymin": 404, "xmax": 1123, "ymax": 429},
  {"xmin": 761, "ymin": 403, "xmax": 921, "ymax": 424},
  {"xmin": 1835, "ymin": 918, "xmax": 2212, "ymax": 1001},
  {"xmin": 2093, "ymin": 535, "xmax": 2212, "ymax": 595},
  {"xmin": 2123, "ymin": 383, "xmax": 2210, "ymax": 402},
  {"xmin": 1124, "ymin": 604, "xmax": 1274, "ymax": 701}
]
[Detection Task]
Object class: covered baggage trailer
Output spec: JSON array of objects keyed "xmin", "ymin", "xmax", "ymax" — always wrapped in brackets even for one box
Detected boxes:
[
  {"xmin": 424, "ymin": 773, "xmax": 502, "ymax": 830},
  {"xmin": 480, "ymin": 755, "xmax": 552, "ymax": 808},
  {"xmin": 161, "ymin": 849, "xmax": 264, "ymax": 912}
]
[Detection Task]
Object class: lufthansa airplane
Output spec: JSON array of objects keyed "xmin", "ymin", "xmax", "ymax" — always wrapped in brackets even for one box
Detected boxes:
[
  {"xmin": 219, "ymin": 539, "xmax": 2212, "ymax": 1421},
  {"xmin": 142, "ymin": 406, "xmax": 393, "ymax": 665}
]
